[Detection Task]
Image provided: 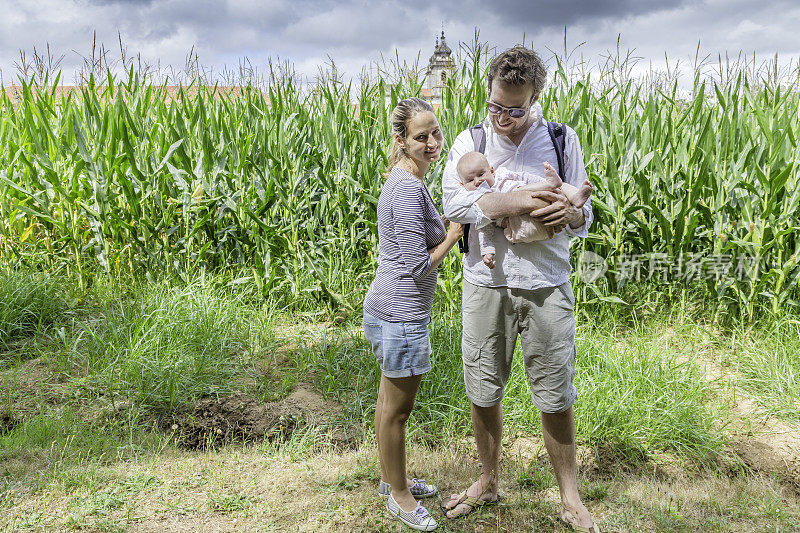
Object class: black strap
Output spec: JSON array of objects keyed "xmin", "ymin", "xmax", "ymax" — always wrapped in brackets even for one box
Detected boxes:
[
  {"xmin": 469, "ymin": 124, "xmax": 486, "ymax": 153},
  {"xmin": 546, "ymin": 122, "xmax": 566, "ymax": 180},
  {"xmin": 458, "ymin": 124, "xmax": 487, "ymax": 254},
  {"xmin": 458, "ymin": 122, "xmax": 566, "ymax": 254}
]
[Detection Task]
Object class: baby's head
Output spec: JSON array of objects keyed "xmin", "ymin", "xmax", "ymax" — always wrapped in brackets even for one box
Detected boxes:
[{"xmin": 457, "ymin": 151, "xmax": 495, "ymax": 191}]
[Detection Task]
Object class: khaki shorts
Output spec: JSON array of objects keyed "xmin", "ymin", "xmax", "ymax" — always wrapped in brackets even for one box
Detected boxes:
[{"xmin": 461, "ymin": 280, "xmax": 577, "ymax": 413}]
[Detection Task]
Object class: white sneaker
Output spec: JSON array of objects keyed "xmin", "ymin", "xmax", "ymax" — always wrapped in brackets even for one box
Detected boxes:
[
  {"xmin": 378, "ymin": 478, "xmax": 438, "ymax": 499},
  {"xmin": 386, "ymin": 493, "xmax": 437, "ymax": 531}
]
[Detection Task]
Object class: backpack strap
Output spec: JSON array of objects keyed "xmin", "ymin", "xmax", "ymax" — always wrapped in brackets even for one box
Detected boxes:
[
  {"xmin": 547, "ymin": 121, "xmax": 566, "ymax": 180},
  {"xmin": 458, "ymin": 124, "xmax": 486, "ymax": 254},
  {"xmin": 469, "ymin": 124, "xmax": 486, "ymax": 154}
]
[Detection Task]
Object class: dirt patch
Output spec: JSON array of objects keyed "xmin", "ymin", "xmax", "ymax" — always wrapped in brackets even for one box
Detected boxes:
[
  {"xmin": 679, "ymin": 344, "xmax": 800, "ymax": 488},
  {"xmin": 731, "ymin": 435, "xmax": 800, "ymax": 489},
  {"xmin": 4, "ymin": 355, "xmax": 51, "ymax": 389},
  {"xmin": 169, "ymin": 384, "xmax": 358, "ymax": 450},
  {"xmin": 0, "ymin": 356, "xmax": 73, "ymax": 424},
  {"xmin": 0, "ymin": 406, "xmax": 16, "ymax": 434}
]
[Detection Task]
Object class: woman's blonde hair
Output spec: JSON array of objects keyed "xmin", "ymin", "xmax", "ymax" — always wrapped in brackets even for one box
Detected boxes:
[{"xmin": 385, "ymin": 97, "xmax": 435, "ymax": 177}]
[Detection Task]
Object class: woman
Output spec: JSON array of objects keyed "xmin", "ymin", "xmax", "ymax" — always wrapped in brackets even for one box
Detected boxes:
[{"xmin": 363, "ymin": 97, "xmax": 463, "ymax": 531}]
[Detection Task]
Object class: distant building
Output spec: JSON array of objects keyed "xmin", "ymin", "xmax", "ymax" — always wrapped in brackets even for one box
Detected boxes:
[
  {"xmin": 382, "ymin": 31, "xmax": 456, "ymax": 110},
  {"xmin": 423, "ymin": 31, "xmax": 456, "ymax": 106}
]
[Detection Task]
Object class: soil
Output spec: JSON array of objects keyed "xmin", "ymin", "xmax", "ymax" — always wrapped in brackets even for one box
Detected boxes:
[
  {"xmin": 0, "ymin": 356, "xmax": 72, "ymax": 422},
  {"xmin": 169, "ymin": 384, "xmax": 358, "ymax": 450},
  {"xmin": 1, "ymin": 350, "xmax": 359, "ymax": 454},
  {"xmin": 0, "ymin": 406, "xmax": 14, "ymax": 434},
  {"xmin": 678, "ymin": 341, "xmax": 800, "ymax": 488},
  {"xmin": 731, "ymin": 437, "xmax": 800, "ymax": 488}
]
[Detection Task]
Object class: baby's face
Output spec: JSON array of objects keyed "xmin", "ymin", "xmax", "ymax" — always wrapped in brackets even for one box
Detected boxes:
[{"xmin": 459, "ymin": 157, "xmax": 495, "ymax": 191}]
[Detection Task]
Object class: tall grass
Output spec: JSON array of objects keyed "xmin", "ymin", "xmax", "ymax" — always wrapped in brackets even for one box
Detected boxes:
[
  {"xmin": 571, "ymin": 326, "xmax": 725, "ymax": 460},
  {"xmin": 79, "ymin": 280, "xmax": 249, "ymax": 411},
  {"xmin": 725, "ymin": 317, "xmax": 800, "ymax": 422},
  {"xmin": 0, "ymin": 268, "xmax": 72, "ymax": 349},
  {"xmin": 306, "ymin": 309, "xmax": 726, "ymax": 461},
  {"xmin": 1, "ymin": 41, "xmax": 798, "ymax": 320}
]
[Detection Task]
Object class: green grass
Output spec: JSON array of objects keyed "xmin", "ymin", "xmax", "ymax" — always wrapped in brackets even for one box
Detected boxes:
[
  {"xmin": 0, "ymin": 271, "xmax": 798, "ymax": 530},
  {"xmin": 78, "ymin": 279, "xmax": 251, "ymax": 412},
  {"xmin": 0, "ymin": 268, "xmax": 73, "ymax": 350},
  {"xmin": 0, "ymin": 272, "xmax": 734, "ymax": 487},
  {"xmin": 724, "ymin": 317, "xmax": 800, "ymax": 423},
  {"xmin": 0, "ymin": 406, "xmax": 166, "ymax": 491},
  {"xmin": 572, "ymin": 321, "xmax": 727, "ymax": 462},
  {"xmin": 0, "ymin": 272, "xmax": 787, "ymax": 478},
  {"xmin": 299, "ymin": 301, "xmax": 728, "ymax": 463},
  {"xmin": 515, "ymin": 462, "xmax": 557, "ymax": 491}
]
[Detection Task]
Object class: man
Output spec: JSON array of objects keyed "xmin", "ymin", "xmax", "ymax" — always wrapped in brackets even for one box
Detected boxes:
[{"xmin": 441, "ymin": 46, "xmax": 598, "ymax": 532}]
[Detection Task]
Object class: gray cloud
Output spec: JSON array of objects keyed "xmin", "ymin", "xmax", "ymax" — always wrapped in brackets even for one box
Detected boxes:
[
  {"xmin": 0, "ymin": 0, "xmax": 797, "ymax": 87},
  {"xmin": 462, "ymin": 0, "xmax": 698, "ymax": 28}
]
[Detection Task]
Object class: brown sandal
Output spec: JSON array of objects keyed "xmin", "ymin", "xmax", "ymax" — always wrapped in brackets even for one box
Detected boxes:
[{"xmin": 440, "ymin": 474, "xmax": 502, "ymax": 519}]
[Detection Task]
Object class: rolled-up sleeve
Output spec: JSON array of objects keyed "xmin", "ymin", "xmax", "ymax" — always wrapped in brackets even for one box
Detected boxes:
[
  {"xmin": 391, "ymin": 184, "xmax": 434, "ymax": 282},
  {"xmin": 562, "ymin": 127, "xmax": 594, "ymax": 238},
  {"xmin": 442, "ymin": 130, "xmax": 493, "ymax": 228}
]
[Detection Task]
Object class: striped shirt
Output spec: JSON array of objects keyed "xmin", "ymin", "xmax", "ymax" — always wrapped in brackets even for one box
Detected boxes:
[{"xmin": 363, "ymin": 167, "xmax": 446, "ymax": 322}]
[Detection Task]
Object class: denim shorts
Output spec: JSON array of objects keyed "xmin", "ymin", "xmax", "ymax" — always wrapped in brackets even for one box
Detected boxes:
[{"xmin": 363, "ymin": 312, "xmax": 432, "ymax": 378}]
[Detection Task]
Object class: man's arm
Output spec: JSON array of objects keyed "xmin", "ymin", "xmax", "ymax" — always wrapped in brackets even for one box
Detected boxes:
[
  {"xmin": 443, "ymin": 129, "xmax": 554, "ymax": 224},
  {"xmin": 476, "ymin": 190, "xmax": 551, "ymax": 220}
]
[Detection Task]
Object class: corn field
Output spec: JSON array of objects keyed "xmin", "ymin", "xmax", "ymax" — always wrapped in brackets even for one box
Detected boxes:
[{"xmin": 1, "ymin": 43, "xmax": 798, "ymax": 319}]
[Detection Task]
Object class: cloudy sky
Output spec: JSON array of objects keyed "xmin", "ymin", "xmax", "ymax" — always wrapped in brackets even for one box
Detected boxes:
[{"xmin": 1, "ymin": 0, "xmax": 798, "ymax": 88}]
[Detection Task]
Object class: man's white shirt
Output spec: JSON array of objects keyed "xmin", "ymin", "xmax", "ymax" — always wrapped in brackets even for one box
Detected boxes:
[{"xmin": 442, "ymin": 102, "xmax": 594, "ymax": 290}]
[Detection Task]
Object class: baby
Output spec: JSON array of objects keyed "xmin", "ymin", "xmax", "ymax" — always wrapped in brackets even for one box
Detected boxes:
[{"xmin": 457, "ymin": 151, "xmax": 594, "ymax": 268}]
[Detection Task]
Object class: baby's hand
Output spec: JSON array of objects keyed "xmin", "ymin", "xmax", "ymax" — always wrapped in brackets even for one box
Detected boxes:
[{"xmin": 483, "ymin": 253, "xmax": 496, "ymax": 269}]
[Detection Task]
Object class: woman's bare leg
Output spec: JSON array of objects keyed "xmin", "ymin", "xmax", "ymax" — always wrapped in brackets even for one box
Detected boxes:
[
  {"xmin": 374, "ymin": 383, "xmax": 387, "ymax": 481},
  {"xmin": 378, "ymin": 373, "xmax": 423, "ymax": 511}
]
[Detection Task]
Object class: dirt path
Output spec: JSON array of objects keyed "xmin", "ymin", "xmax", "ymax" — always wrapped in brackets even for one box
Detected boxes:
[{"xmin": 678, "ymin": 341, "xmax": 800, "ymax": 487}]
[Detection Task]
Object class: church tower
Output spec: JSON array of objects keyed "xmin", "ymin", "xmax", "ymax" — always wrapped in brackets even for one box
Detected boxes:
[{"xmin": 425, "ymin": 31, "xmax": 456, "ymax": 100}]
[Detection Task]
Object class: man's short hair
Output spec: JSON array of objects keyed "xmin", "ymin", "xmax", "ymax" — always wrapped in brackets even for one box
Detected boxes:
[{"xmin": 487, "ymin": 46, "xmax": 547, "ymax": 101}]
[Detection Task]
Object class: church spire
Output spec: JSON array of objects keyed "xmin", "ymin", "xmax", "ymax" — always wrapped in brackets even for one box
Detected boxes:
[{"xmin": 425, "ymin": 28, "xmax": 456, "ymax": 101}]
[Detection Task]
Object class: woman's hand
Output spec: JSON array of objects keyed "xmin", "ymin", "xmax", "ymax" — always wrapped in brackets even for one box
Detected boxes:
[
  {"xmin": 428, "ymin": 221, "xmax": 465, "ymax": 273},
  {"xmin": 447, "ymin": 222, "xmax": 464, "ymax": 240}
]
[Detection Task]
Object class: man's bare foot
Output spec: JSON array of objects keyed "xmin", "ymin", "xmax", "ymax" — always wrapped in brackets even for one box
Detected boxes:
[
  {"xmin": 571, "ymin": 179, "xmax": 594, "ymax": 209},
  {"xmin": 560, "ymin": 499, "xmax": 597, "ymax": 531},
  {"xmin": 442, "ymin": 477, "xmax": 498, "ymax": 518},
  {"xmin": 543, "ymin": 161, "xmax": 563, "ymax": 188}
]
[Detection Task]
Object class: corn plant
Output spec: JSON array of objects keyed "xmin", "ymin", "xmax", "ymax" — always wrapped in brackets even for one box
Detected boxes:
[{"xmin": 1, "ymin": 42, "xmax": 798, "ymax": 320}]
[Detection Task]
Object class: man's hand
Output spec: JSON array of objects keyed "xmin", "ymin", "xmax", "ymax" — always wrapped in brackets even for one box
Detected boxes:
[
  {"xmin": 482, "ymin": 253, "xmax": 496, "ymax": 269},
  {"xmin": 529, "ymin": 190, "xmax": 584, "ymax": 228}
]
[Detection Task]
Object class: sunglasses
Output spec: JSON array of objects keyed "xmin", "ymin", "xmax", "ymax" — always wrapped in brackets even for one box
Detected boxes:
[{"xmin": 487, "ymin": 101, "xmax": 529, "ymax": 118}]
